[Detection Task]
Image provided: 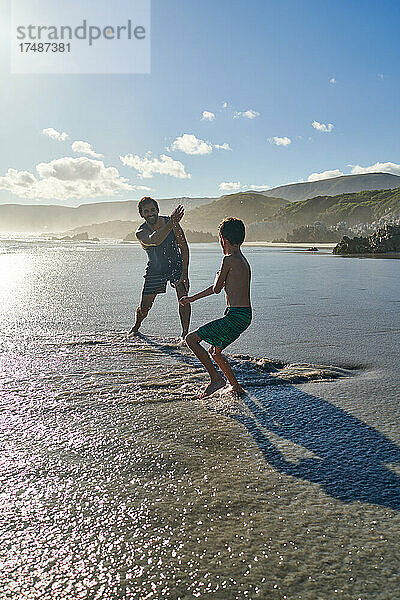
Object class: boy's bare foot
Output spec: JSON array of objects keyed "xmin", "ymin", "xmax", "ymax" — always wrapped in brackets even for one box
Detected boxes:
[
  {"xmin": 199, "ymin": 378, "xmax": 226, "ymax": 399},
  {"xmin": 227, "ymin": 384, "xmax": 245, "ymax": 395}
]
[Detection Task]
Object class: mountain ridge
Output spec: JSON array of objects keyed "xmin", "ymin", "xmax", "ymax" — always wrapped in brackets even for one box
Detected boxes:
[
  {"xmin": 1, "ymin": 173, "xmax": 399, "ymax": 232},
  {"xmin": 260, "ymin": 173, "xmax": 400, "ymax": 202}
]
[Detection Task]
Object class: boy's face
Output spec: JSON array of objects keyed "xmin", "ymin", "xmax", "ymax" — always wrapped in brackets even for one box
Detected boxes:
[{"xmin": 141, "ymin": 202, "xmax": 159, "ymax": 226}]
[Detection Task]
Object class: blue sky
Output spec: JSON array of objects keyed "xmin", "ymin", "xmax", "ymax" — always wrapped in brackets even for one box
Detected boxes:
[{"xmin": 0, "ymin": 0, "xmax": 399, "ymax": 205}]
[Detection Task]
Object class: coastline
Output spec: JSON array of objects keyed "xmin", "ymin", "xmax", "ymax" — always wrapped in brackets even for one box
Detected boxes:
[
  {"xmin": 0, "ymin": 234, "xmax": 337, "ymax": 250},
  {"xmin": 244, "ymin": 242, "xmax": 337, "ymax": 248}
]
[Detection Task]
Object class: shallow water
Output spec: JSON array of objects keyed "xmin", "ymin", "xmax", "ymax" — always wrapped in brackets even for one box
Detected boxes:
[{"xmin": 1, "ymin": 239, "xmax": 399, "ymax": 599}]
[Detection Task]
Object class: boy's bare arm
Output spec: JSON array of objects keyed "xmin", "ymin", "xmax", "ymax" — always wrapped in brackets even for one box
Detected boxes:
[
  {"xmin": 180, "ymin": 286, "xmax": 214, "ymax": 305},
  {"xmin": 212, "ymin": 256, "xmax": 231, "ymax": 294},
  {"xmin": 179, "ymin": 257, "xmax": 230, "ymax": 305}
]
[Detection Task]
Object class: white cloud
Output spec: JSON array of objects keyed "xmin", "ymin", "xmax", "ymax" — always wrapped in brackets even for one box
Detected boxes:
[
  {"xmin": 268, "ymin": 136, "xmax": 292, "ymax": 146},
  {"xmin": 42, "ymin": 127, "xmax": 69, "ymax": 142},
  {"xmin": 0, "ymin": 169, "xmax": 37, "ymax": 190},
  {"xmin": 350, "ymin": 161, "xmax": 400, "ymax": 176},
  {"xmin": 137, "ymin": 185, "xmax": 153, "ymax": 191},
  {"xmin": 234, "ymin": 109, "xmax": 260, "ymax": 119},
  {"xmin": 219, "ymin": 181, "xmax": 241, "ymax": 192},
  {"xmin": 249, "ymin": 184, "xmax": 270, "ymax": 190},
  {"xmin": 120, "ymin": 153, "xmax": 191, "ymax": 179},
  {"xmin": 329, "ymin": 77, "xmax": 337, "ymax": 84},
  {"xmin": 201, "ymin": 111, "xmax": 215, "ymax": 121},
  {"xmin": 307, "ymin": 169, "xmax": 344, "ymax": 182},
  {"xmin": 169, "ymin": 134, "xmax": 231, "ymax": 155},
  {"xmin": 214, "ymin": 142, "xmax": 231, "ymax": 151},
  {"xmin": 72, "ymin": 140, "xmax": 103, "ymax": 158},
  {"xmin": 170, "ymin": 134, "xmax": 213, "ymax": 155},
  {"xmin": 0, "ymin": 157, "xmax": 134, "ymax": 200},
  {"xmin": 312, "ymin": 120, "xmax": 334, "ymax": 133}
]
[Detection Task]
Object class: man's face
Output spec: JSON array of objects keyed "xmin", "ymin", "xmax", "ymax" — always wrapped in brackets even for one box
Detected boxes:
[{"xmin": 141, "ymin": 202, "xmax": 159, "ymax": 226}]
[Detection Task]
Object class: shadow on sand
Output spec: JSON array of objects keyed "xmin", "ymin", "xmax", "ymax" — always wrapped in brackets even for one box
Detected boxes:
[{"xmin": 136, "ymin": 334, "xmax": 400, "ymax": 511}]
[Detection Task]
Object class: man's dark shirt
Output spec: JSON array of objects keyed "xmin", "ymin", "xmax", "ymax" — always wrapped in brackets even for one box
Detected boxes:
[{"xmin": 137, "ymin": 216, "xmax": 182, "ymax": 277}]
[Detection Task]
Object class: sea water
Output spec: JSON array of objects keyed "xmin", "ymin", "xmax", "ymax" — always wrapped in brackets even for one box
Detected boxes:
[{"xmin": 1, "ymin": 239, "xmax": 399, "ymax": 599}]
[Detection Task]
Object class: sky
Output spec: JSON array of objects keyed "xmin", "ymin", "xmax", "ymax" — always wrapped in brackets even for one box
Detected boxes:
[{"xmin": 0, "ymin": 0, "xmax": 399, "ymax": 206}]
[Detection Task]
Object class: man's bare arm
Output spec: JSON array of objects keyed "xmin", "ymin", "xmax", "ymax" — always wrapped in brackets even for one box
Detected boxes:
[
  {"xmin": 136, "ymin": 220, "xmax": 173, "ymax": 247},
  {"xmin": 136, "ymin": 205, "xmax": 184, "ymax": 247}
]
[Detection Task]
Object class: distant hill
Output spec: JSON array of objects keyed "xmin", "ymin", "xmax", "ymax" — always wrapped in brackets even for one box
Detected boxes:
[
  {"xmin": 0, "ymin": 196, "xmax": 214, "ymax": 233},
  {"xmin": 275, "ymin": 187, "xmax": 400, "ymax": 227},
  {"xmin": 52, "ymin": 192, "xmax": 288, "ymax": 238},
  {"xmin": 2, "ymin": 173, "xmax": 400, "ymax": 233},
  {"xmin": 260, "ymin": 173, "xmax": 400, "ymax": 202},
  {"xmin": 182, "ymin": 192, "xmax": 289, "ymax": 233},
  {"xmin": 48, "ymin": 220, "xmax": 219, "ymax": 243},
  {"xmin": 46, "ymin": 220, "xmax": 141, "ymax": 239}
]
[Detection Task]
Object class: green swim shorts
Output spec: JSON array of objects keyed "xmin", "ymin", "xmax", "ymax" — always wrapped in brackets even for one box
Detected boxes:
[{"xmin": 196, "ymin": 306, "xmax": 252, "ymax": 351}]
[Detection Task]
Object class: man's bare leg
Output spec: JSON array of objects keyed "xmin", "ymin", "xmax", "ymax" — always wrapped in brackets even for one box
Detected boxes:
[
  {"xmin": 210, "ymin": 346, "xmax": 245, "ymax": 394},
  {"xmin": 185, "ymin": 333, "xmax": 225, "ymax": 398},
  {"xmin": 128, "ymin": 294, "xmax": 156, "ymax": 335},
  {"xmin": 175, "ymin": 282, "xmax": 191, "ymax": 339}
]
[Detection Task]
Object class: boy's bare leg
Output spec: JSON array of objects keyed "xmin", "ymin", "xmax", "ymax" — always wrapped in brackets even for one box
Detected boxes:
[
  {"xmin": 210, "ymin": 346, "xmax": 245, "ymax": 394},
  {"xmin": 185, "ymin": 333, "xmax": 225, "ymax": 397},
  {"xmin": 128, "ymin": 293, "xmax": 156, "ymax": 335},
  {"xmin": 175, "ymin": 282, "xmax": 191, "ymax": 339}
]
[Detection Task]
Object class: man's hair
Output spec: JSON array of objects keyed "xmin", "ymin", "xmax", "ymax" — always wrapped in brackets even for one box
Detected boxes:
[
  {"xmin": 219, "ymin": 218, "xmax": 245, "ymax": 245},
  {"xmin": 138, "ymin": 196, "xmax": 159, "ymax": 216}
]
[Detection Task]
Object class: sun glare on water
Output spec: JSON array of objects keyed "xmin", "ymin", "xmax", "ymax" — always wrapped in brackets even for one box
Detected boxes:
[{"xmin": 0, "ymin": 252, "xmax": 34, "ymax": 324}]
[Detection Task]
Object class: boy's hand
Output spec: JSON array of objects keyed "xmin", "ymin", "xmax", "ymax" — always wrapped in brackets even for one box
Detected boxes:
[{"xmin": 179, "ymin": 295, "xmax": 191, "ymax": 306}]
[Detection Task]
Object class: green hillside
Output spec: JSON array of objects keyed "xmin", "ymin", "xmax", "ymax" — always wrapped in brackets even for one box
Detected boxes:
[
  {"xmin": 275, "ymin": 187, "xmax": 400, "ymax": 227},
  {"xmin": 182, "ymin": 192, "xmax": 289, "ymax": 233}
]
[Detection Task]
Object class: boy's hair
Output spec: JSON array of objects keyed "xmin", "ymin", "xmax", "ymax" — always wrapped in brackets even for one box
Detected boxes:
[
  {"xmin": 138, "ymin": 196, "xmax": 159, "ymax": 216},
  {"xmin": 219, "ymin": 218, "xmax": 245, "ymax": 245}
]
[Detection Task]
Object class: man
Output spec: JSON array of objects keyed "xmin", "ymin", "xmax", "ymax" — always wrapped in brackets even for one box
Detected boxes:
[{"xmin": 129, "ymin": 196, "xmax": 191, "ymax": 340}]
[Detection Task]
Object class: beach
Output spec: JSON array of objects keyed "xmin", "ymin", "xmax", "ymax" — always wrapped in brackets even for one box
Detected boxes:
[{"xmin": 1, "ymin": 238, "xmax": 399, "ymax": 599}]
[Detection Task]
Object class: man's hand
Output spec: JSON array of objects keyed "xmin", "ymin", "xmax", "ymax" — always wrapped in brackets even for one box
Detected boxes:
[
  {"xmin": 179, "ymin": 295, "xmax": 192, "ymax": 306},
  {"xmin": 170, "ymin": 205, "xmax": 184, "ymax": 226}
]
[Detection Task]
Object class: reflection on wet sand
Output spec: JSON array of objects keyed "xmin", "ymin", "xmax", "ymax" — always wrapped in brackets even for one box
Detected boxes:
[{"xmin": 142, "ymin": 335, "xmax": 400, "ymax": 511}]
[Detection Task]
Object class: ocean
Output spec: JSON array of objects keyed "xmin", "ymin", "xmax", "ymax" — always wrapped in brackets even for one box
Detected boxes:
[{"xmin": 1, "ymin": 238, "xmax": 399, "ymax": 600}]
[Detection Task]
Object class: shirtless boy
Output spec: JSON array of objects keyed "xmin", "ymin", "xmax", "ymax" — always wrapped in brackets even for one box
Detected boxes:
[{"xmin": 180, "ymin": 218, "xmax": 252, "ymax": 399}]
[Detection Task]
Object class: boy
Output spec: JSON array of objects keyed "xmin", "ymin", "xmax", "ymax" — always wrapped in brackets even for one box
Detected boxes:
[{"xmin": 180, "ymin": 218, "xmax": 252, "ymax": 399}]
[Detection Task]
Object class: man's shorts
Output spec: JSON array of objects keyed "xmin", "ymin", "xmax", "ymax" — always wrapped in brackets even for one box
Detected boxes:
[
  {"xmin": 142, "ymin": 268, "xmax": 182, "ymax": 296},
  {"xmin": 196, "ymin": 307, "xmax": 252, "ymax": 351}
]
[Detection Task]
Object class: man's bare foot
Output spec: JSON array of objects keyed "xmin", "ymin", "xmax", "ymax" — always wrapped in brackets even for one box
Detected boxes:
[
  {"xmin": 226, "ymin": 384, "xmax": 245, "ymax": 395},
  {"xmin": 199, "ymin": 378, "xmax": 226, "ymax": 399},
  {"xmin": 127, "ymin": 327, "xmax": 140, "ymax": 337},
  {"xmin": 176, "ymin": 336, "xmax": 187, "ymax": 347}
]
